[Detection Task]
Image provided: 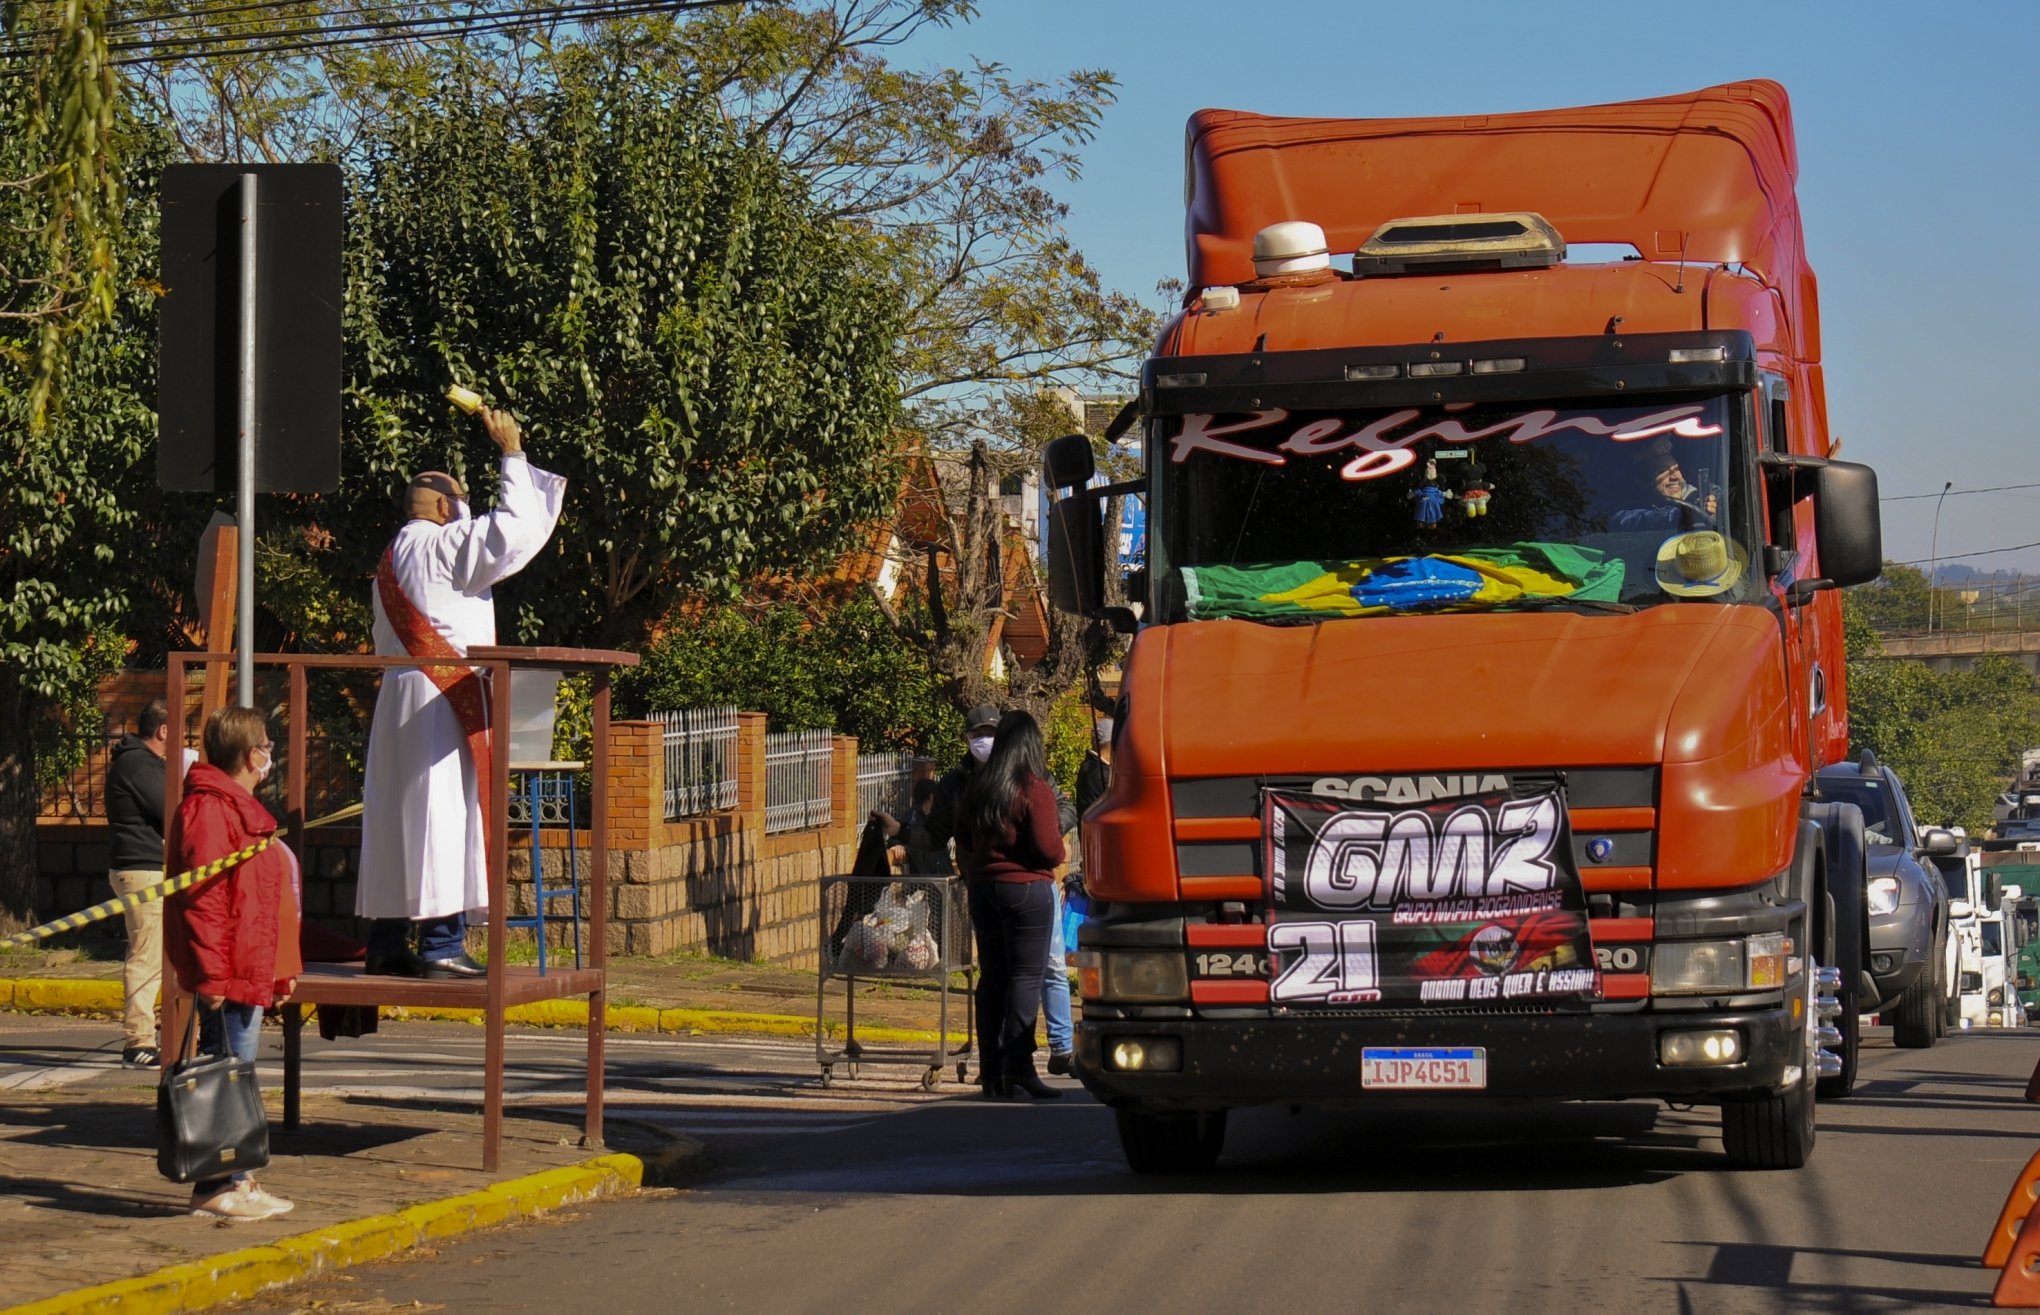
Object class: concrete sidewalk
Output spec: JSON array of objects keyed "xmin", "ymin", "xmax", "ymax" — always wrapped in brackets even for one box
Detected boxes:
[
  {"xmin": 0, "ymin": 1084, "xmax": 684, "ymax": 1314},
  {"xmin": 0, "ymin": 948, "xmax": 978, "ymax": 1312}
]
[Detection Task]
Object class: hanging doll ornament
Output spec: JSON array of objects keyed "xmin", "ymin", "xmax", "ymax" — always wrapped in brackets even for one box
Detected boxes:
[
  {"xmin": 1408, "ymin": 459, "xmax": 1453, "ymax": 531},
  {"xmin": 1460, "ymin": 459, "xmax": 1493, "ymax": 519}
]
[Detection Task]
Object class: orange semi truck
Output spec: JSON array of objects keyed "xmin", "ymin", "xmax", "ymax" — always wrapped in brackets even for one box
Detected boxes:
[{"xmin": 1044, "ymin": 81, "xmax": 1884, "ymax": 1172}]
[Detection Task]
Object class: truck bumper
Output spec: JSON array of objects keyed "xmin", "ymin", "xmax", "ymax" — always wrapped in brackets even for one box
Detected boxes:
[{"xmin": 1077, "ymin": 1006, "xmax": 1798, "ymax": 1112}]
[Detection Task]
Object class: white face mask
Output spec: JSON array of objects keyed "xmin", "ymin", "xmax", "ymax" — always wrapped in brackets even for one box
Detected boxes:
[
  {"xmin": 968, "ymin": 734, "xmax": 995, "ymax": 764},
  {"xmin": 251, "ymin": 747, "xmax": 274, "ymax": 783}
]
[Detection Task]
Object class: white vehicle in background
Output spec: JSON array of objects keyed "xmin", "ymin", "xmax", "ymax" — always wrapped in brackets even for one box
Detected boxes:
[
  {"xmin": 1931, "ymin": 841, "xmax": 1977, "ymax": 1031},
  {"xmin": 1957, "ymin": 881, "xmax": 2024, "ymax": 1029}
]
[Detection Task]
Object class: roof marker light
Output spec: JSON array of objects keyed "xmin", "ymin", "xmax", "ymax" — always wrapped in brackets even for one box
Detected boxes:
[
  {"xmin": 1156, "ymin": 373, "xmax": 1207, "ymax": 388},
  {"xmin": 1668, "ymin": 346, "xmax": 1728, "ymax": 363},
  {"xmin": 1471, "ymin": 358, "xmax": 1527, "ymax": 374},
  {"xmin": 1199, "ymin": 287, "xmax": 1241, "ymax": 310},
  {"xmin": 1408, "ymin": 361, "xmax": 1465, "ymax": 378},
  {"xmin": 1345, "ymin": 364, "xmax": 1400, "ymax": 381}
]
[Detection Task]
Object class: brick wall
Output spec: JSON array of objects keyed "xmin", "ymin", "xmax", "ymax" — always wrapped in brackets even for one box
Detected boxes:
[{"xmin": 36, "ymin": 703, "xmax": 864, "ymax": 971}]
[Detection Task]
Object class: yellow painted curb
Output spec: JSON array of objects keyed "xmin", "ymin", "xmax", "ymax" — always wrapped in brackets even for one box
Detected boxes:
[
  {"xmin": 0, "ymin": 1152, "xmax": 643, "ymax": 1315},
  {"xmin": 0, "ymin": 977, "xmax": 949, "ymax": 1046},
  {"xmin": 3, "ymin": 978, "xmax": 121, "ymax": 1015}
]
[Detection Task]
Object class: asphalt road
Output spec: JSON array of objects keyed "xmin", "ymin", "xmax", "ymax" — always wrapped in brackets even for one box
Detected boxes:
[{"xmin": 178, "ymin": 1021, "xmax": 2040, "ymax": 1315}]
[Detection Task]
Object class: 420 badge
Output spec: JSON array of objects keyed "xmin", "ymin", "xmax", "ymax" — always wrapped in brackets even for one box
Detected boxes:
[{"xmin": 1262, "ymin": 784, "xmax": 1600, "ymax": 1008}]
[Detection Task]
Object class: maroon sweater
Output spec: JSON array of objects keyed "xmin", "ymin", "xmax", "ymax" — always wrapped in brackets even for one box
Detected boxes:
[{"xmin": 962, "ymin": 774, "xmax": 1066, "ymax": 883}]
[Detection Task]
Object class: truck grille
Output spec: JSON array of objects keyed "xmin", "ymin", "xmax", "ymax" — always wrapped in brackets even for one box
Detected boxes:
[{"xmin": 1169, "ymin": 767, "xmax": 1659, "ymax": 893}]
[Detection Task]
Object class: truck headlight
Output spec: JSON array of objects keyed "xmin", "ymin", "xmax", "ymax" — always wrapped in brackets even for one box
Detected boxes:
[
  {"xmin": 1867, "ymin": 876, "xmax": 1900, "ymax": 916},
  {"xmin": 1090, "ymin": 951, "xmax": 1189, "ymax": 1003},
  {"xmin": 1652, "ymin": 940, "xmax": 1745, "ymax": 994},
  {"xmin": 1651, "ymin": 935, "xmax": 1795, "ymax": 995}
]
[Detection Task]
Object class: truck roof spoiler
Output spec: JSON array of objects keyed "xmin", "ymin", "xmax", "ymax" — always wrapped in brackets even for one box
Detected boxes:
[{"xmin": 1184, "ymin": 80, "xmax": 1816, "ymax": 359}]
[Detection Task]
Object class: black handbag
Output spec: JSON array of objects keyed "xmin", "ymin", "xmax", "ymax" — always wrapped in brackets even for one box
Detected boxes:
[{"xmin": 156, "ymin": 1003, "xmax": 270, "ymax": 1184}]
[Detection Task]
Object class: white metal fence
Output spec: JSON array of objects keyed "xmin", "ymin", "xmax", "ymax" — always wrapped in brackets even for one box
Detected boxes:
[
  {"xmin": 656, "ymin": 706, "xmax": 740, "ymax": 821},
  {"xmin": 856, "ymin": 752, "xmax": 934, "ymax": 821},
  {"xmin": 765, "ymin": 728, "xmax": 836, "ymax": 834}
]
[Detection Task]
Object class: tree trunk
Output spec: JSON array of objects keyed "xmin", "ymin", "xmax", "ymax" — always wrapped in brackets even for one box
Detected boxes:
[{"xmin": 0, "ymin": 682, "xmax": 40, "ymax": 932}]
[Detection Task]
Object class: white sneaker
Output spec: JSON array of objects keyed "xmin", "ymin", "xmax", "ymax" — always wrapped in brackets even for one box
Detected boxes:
[
  {"xmin": 190, "ymin": 1183, "xmax": 280, "ymax": 1221},
  {"xmin": 240, "ymin": 1181, "xmax": 294, "ymax": 1216}
]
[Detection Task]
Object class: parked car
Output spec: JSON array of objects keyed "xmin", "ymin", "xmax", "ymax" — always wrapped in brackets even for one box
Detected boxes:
[{"xmin": 1811, "ymin": 754, "xmax": 1957, "ymax": 1048}]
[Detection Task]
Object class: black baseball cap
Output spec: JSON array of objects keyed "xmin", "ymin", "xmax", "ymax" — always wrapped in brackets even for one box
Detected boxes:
[{"xmin": 966, "ymin": 704, "xmax": 1000, "ymax": 732}]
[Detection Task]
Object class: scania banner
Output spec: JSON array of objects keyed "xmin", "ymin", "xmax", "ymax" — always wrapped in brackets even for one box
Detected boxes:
[{"xmin": 1262, "ymin": 784, "xmax": 1600, "ymax": 1007}]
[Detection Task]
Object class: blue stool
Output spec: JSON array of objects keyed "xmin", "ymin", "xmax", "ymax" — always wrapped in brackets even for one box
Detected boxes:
[{"xmin": 505, "ymin": 762, "xmax": 583, "ymax": 974}]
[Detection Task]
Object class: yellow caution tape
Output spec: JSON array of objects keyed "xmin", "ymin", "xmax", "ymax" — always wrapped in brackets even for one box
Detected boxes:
[{"xmin": 1, "ymin": 836, "xmax": 274, "ymax": 950}]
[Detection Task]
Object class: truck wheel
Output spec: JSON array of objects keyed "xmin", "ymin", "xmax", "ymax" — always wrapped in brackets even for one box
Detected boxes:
[
  {"xmin": 1722, "ymin": 961, "xmax": 1817, "ymax": 1169},
  {"xmin": 1813, "ymin": 803, "xmax": 1867, "ymax": 1100},
  {"xmin": 1115, "ymin": 1108, "xmax": 1227, "ymax": 1174},
  {"xmin": 1891, "ymin": 947, "xmax": 1939, "ymax": 1049}
]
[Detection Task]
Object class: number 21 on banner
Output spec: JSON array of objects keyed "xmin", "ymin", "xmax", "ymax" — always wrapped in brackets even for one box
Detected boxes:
[{"xmin": 1270, "ymin": 920, "xmax": 1380, "ymax": 1004}]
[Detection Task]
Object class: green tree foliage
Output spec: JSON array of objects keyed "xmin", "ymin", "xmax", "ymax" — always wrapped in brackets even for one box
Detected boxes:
[
  {"xmin": 3, "ymin": 0, "xmax": 122, "ymax": 431},
  {"xmin": 0, "ymin": 65, "xmax": 180, "ymax": 924},
  {"xmin": 1843, "ymin": 587, "xmax": 2040, "ymax": 832},
  {"xmin": 617, "ymin": 595, "xmax": 962, "ymax": 761},
  {"xmin": 313, "ymin": 45, "xmax": 904, "ymax": 645},
  {"xmin": 1848, "ymin": 562, "xmax": 1931, "ymax": 634}
]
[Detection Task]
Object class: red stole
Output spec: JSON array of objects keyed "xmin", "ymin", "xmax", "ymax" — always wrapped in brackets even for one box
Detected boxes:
[{"xmin": 376, "ymin": 543, "xmax": 495, "ymax": 841}]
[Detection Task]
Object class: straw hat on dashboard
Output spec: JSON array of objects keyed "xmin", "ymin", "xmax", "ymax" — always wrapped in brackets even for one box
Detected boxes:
[{"xmin": 1655, "ymin": 531, "xmax": 1747, "ymax": 597}]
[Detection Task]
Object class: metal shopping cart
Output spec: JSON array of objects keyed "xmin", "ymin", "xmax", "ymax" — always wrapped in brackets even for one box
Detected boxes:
[{"xmin": 816, "ymin": 872, "xmax": 973, "ymax": 1090}]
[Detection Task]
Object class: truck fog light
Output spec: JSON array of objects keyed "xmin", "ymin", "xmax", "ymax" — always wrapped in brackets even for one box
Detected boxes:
[
  {"xmin": 1651, "ymin": 940, "xmax": 1745, "ymax": 995},
  {"xmin": 1871, "ymin": 952, "xmax": 1896, "ymax": 975},
  {"xmin": 1660, "ymin": 1029, "xmax": 1743, "ymax": 1067},
  {"xmin": 1107, "ymin": 1037, "xmax": 1183, "ymax": 1072},
  {"xmin": 1100, "ymin": 951, "xmax": 1190, "ymax": 1003},
  {"xmin": 1990, "ymin": 1011, "xmax": 2006, "ymax": 1027}
]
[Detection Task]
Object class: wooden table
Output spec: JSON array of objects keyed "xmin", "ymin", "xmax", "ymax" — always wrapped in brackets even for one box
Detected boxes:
[{"xmin": 163, "ymin": 646, "xmax": 636, "ymax": 1171}]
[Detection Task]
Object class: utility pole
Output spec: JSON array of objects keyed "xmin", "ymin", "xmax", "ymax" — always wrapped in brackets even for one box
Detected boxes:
[{"xmin": 1929, "ymin": 480, "xmax": 1953, "ymax": 633}]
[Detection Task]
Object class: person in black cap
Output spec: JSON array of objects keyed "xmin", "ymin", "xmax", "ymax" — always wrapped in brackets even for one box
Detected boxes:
[
  {"xmin": 920, "ymin": 703, "xmax": 1006, "ymax": 872},
  {"xmin": 1611, "ymin": 438, "xmax": 1717, "ymax": 532}
]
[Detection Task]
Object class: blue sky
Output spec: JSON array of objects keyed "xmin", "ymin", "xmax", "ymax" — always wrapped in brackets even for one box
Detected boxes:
[{"xmin": 906, "ymin": 0, "xmax": 2040, "ymax": 576}]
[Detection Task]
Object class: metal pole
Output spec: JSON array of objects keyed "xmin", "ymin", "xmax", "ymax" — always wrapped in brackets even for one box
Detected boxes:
[
  {"xmin": 236, "ymin": 173, "xmax": 258, "ymax": 708},
  {"xmin": 1928, "ymin": 480, "xmax": 1952, "ymax": 635}
]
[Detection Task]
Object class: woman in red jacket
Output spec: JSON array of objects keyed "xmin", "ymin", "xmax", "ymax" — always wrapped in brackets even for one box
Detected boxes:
[
  {"xmin": 165, "ymin": 705, "xmax": 301, "ymax": 1222},
  {"xmin": 960, "ymin": 710, "xmax": 1065, "ymax": 1100}
]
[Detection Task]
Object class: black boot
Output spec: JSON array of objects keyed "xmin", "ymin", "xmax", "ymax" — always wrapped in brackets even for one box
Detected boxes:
[
  {"xmin": 1006, "ymin": 1068, "xmax": 1062, "ymax": 1100},
  {"xmin": 978, "ymin": 1072, "xmax": 1011, "ymax": 1100}
]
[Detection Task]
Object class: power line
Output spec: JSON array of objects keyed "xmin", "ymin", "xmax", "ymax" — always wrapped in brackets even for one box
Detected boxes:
[
  {"xmin": 0, "ymin": 0, "xmax": 748, "ymax": 68},
  {"xmin": 1884, "ymin": 482, "xmax": 2040, "ymax": 502},
  {"xmin": 1892, "ymin": 540, "xmax": 2040, "ymax": 567}
]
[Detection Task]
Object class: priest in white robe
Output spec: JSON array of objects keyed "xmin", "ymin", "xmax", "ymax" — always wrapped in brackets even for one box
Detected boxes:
[{"xmin": 357, "ymin": 406, "xmax": 566, "ymax": 978}]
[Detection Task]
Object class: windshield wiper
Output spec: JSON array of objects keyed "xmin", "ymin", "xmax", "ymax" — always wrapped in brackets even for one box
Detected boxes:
[{"xmin": 1489, "ymin": 596, "xmax": 1640, "ymax": 615}]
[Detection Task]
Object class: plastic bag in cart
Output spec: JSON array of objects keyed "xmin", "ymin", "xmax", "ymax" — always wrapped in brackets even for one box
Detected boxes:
[
  {"xmin": 896, "ymin": 927, "xmax": 939, "ymax": 971},
  {"xmin": 874, "ymin": 883, "xmax": 930, "ymax": 947},
  {"xmin": 840, "ymin": 914, "xmax": 891, "ymax": 971}
]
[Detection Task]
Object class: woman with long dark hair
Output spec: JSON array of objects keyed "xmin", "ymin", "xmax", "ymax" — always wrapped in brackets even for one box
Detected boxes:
[{"xmin": 960, "ymin": 709, "xmax": 1065, "ymax": 1099}]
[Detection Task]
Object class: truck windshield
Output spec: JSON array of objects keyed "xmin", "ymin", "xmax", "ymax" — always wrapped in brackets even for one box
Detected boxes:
[{"xmin": 1152, "ymin": 393, "xmax": 1758, "ymax": 622}]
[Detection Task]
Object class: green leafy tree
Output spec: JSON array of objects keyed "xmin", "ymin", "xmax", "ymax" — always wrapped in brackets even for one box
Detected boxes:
[
  {"xmin": 293, "ymin": 45, "xmax": 905, "ymax": 647},
  {"xmin": 1844, "ymin": 589, "xmax": 2040, "ymax": 832},
  {"xmin": 618, "ymin": 595, "xmax": 962, "ymax": 760},
  {"xmin": 1848, "ymin": 562, "xmax": 1931, "ymax": 634},
  {"xmin": 0, "ymin": 63, "xmax": 179, "ymax": 927}
]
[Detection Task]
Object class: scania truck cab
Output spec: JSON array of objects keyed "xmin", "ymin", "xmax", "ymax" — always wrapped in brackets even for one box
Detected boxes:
[{"xmin": 1046, "ymin": 82, "xmax": 1883, "ymax": 1172}]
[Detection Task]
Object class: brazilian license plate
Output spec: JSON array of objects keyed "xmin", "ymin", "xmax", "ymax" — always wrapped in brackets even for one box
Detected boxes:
[{"xmin": 1360, "ymin": 1047, "xmax": 1487, "ymax": 1090}]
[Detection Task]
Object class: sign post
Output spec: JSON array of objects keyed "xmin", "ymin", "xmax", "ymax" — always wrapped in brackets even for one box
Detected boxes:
[{"xmin": 158, "ymin": 162, "xmax": 343, "ymax": 708}]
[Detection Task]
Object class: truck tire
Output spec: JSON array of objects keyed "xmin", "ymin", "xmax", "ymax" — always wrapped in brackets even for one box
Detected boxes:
[
  {"xmin": 1812, "ymin": 802, "xmax": 1868, "ymax": 1100},
  {"xmin": 1892, "ymin": 932, "xmax": 1941, "ymax": 1049},
  {"xmin": 1722, "ymin": 958, "xmax": 1817, "ymax": 1169},
  {"xmin": 1115, "ymin": 1108, "xmax": 1226, "ymax": 1174}
]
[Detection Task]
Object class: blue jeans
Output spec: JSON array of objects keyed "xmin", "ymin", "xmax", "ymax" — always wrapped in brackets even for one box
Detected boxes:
[
  {"xmin": 195, "ymin": 1001, "xmax": 263, "ymax": 1193},
  {"xmin": 1042, "ymin": 883, "xmax": 1072, "ymax": 1055}
]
